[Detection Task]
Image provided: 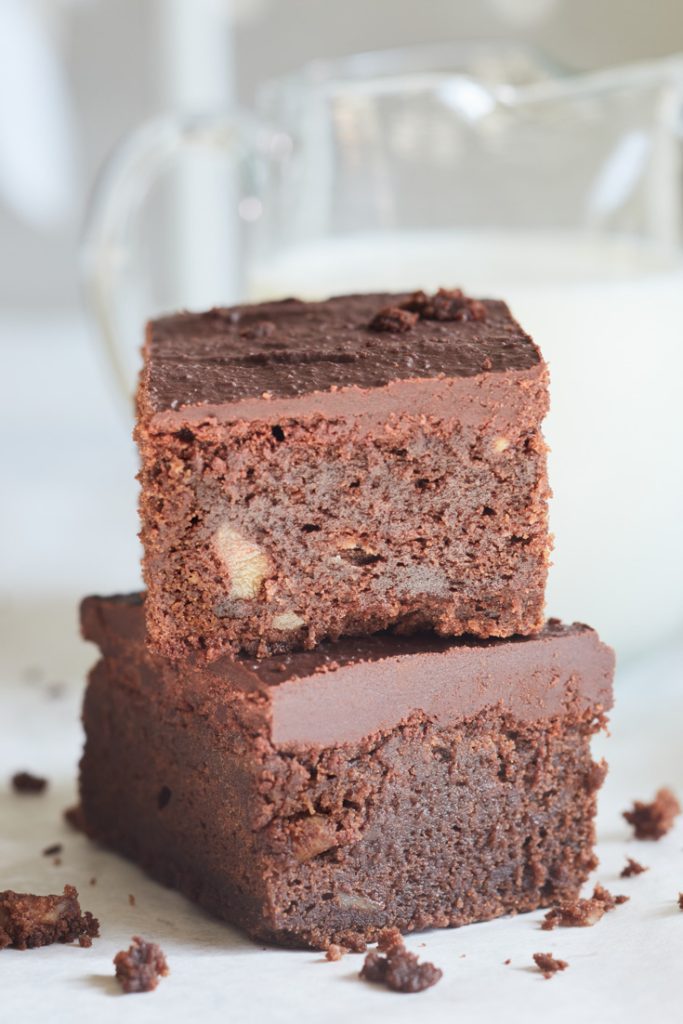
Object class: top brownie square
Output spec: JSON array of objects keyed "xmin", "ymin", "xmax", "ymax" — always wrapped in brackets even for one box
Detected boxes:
[{"xmin": 136, "ymin": 290, "xmax": 550, "ymax": 660}]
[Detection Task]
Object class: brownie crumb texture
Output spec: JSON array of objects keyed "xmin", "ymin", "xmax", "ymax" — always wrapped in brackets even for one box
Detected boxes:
[
  {"xmin": 128, "ymin": 894, "xmax": 136, "ymax": 907},
  {"xmin": 63, "ymin": 804, "xmax": 87, "ymax": 832},
  {"xmin": 11, "ymin": 772, "xmax": 47, "ymax": 794},
  {"xmin": 114, "ymin": 936, "xmax": 169, "ymax": 994},
  {"xmin": 620, "ymin": 857, "xmax": 648, "ymax": 878},
  {"xmin": 42, "ymin": 843, "xmax": 63, "ymax": 857},
  {"xmin": 0, "ymin": 886, "xmax": 99, "ymax": 950},
  {"xmin": 542, "ymin": 885, "xmax": 628, "ymax": 931},
  {"xmin": 368, "ymin": 289, "xmax": 487, "ymax": 333},
  {"xmin": 623, "ymin": 788, "xmax": 681, "ymax": 840},
  {"xmin": 678, "ymin": 893, "xmax": 683, "ymax": 911},
  {"xmin": 325, "ymin": 944, "xmax": 345, "ymax": 962},
  {"xmin": 533, "ymin": 952, "xmax": 569, "ymax": 979},
  {"xmin": 360, "ymin": 928, "xmax": 442, "ymax": 994}
]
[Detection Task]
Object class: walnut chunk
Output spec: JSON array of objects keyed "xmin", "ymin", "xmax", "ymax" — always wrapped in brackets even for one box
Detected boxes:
[
  {"xmin": 272, "ymin": 611, "xmax": 305, "ymax": 631},
  {"xmin": 290, "ymin": 814, "xmax": 339, "ymax": 863},
  {"xmin": 213, "ymin": 524, "xmax": 271, "ymax": 599}
]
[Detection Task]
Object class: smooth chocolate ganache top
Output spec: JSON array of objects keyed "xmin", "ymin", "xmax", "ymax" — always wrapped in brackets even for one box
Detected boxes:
[
  {"xmin": 82, "ymin": 595, "xmax": 613, "ymax": 749},
  {"xmin": 143, "ymin": 291, "xmax": 542, "ymax": 416}
]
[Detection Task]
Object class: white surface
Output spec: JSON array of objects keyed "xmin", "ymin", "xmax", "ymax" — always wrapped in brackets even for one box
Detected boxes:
[{"xmin": 1, "ymin": 605, "xmax": 683, "ymax": 1023}]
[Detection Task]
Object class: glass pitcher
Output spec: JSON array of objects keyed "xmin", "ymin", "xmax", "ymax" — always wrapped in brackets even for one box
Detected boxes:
[{"xmin": 81, "ymin": 43, "xmax": 683, "ymax": 661}]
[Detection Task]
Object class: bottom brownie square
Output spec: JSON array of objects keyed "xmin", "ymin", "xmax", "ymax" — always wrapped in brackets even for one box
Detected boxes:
[{"xmin": 78, "ymin": 595, "xmax": 614, "ymax": 950}]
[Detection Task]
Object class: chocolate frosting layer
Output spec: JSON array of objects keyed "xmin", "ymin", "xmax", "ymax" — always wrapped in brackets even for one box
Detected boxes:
[
  {"xmin": 82, "ymin": 595, "xmax": 613, "ymax": 749},
  {"xmin": 144, "ymin": 293, "xmax": 541, "ymax": 416}
]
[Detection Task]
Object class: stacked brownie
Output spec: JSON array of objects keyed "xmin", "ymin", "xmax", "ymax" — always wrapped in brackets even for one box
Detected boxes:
[{"xmin": 78, "ymin": 289, "xmax": 614, "ymax": 950}]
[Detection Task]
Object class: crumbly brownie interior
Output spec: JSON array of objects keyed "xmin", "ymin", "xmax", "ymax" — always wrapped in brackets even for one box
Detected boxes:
[
  {"xmin": 139, "ymin": 409, "xmax": 548, "ymax": 660},
  {"xmin": 80, "ymin": 645, "xmax": 605, "ymax": 951},
  {"xmin": 137, "ymin": 291, "xmax": 550, "ymax": 660}
]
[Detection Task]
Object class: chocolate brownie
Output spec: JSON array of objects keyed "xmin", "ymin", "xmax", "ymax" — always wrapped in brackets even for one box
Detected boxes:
[
  {"xmin": 78, "ymin": 594, "xmax": 612, "ymax": 950},
  {"xmin": 0, "ymin": 886, "xmax": 99, "ymax": 950},
  {"xmin": 136, "ymin": 290, "xmax": 550, "ymax": 660}
]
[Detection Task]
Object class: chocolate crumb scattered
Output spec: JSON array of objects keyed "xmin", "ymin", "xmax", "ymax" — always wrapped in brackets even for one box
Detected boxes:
[
  {"xmin": 504, "ymin": 958, "xmax": 511, "ymax": 965},
  {"xmin": 42, "ymin": 843, "xmax": 63, "ymax": 857},
  {"xmin": 0, "ymin": 885, "xmax": 99, "ymax": 950},
  {"xmin": 623, "ymin": 788, "xmax": 681, "ymax": 840},
  {"xmin": 368, "ymin": 306, "xmax": 419, "ymax": 334},
  {"xmin": 89, "ymin": 877, "xmax": 97, "ymax": 886},
  {"xmin": 53, "ymin": 857, "xmax": 62, "ymax": 867},
  {"xmin": 128, "ymin": 894, "xmax": 136, "ymax": 907},
  {"xmin": 542, "ymin": 884, "xmax": 628, "ymax": 930},
  {"xmin": 678, "ymin": 893, "xmax": 683, "ymax": 911},
  {"xmin": 533, "ymin": 952, "xmax": 569, "ymax": 979},
  {"xmin": 114, "ymin": 936, "xmax": 169, "ymax": 994},
  {"xmin": 400, "ymin": 288, "xmax": 487, "ymax": 323},
  {"xmin": 621, "ymin": 857, "xmax": 648, "ymax": 878},
  {"xmin": 360, "ymin": 928, "xmax": 442, "ymax": 993},
  {"xmin": 325, "ymin": 943, "xmax": 345, "ymax": 962},
  {"xmin": 11, "ymin": 772, "xmax": 47, "ymax": 794},
  {"xmin": 63, "ymin": 804, "xmax": 87, "ymax": 832}
]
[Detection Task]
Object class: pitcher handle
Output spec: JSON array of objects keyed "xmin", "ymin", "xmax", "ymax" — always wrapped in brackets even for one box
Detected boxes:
[{"xmin": 80, "ymin": 109, "xmax": 276, "ymax": 406}]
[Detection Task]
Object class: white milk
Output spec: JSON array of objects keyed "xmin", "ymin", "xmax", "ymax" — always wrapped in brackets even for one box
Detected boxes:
[{"xmin": 250, "ymin": 230, "xmax": 683, "ymax": 659}]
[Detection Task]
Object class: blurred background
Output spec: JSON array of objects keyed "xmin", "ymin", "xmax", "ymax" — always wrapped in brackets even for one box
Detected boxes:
[{"xmin": 2, "ymin": 0, "xmax": 683, "ymax": 680}]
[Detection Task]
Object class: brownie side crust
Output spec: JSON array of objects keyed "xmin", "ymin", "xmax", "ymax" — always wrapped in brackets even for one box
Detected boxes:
[
  {"xmin": 79, "ymin": 595, "xmax": 612, "ymax": 950},
  {"xmin": 136, "ymin": 290, "xmax": 550, "ymax": 660}
]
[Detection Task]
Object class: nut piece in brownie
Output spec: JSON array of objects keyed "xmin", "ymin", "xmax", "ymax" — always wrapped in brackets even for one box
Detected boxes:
[
  {"xmin": 114, "ymin": 936, "xmax": 169, "ymax": 993},
  {"xmin": 0, "ymin": 885, "xmax": 99, "ymax": 949},
  {"xmin": 78, "ymin": 594, "xmax": 612, "ymax": 950},
  {"xmin": 136, "ymin": 290, "xmax": 550, "ymax": 659}
]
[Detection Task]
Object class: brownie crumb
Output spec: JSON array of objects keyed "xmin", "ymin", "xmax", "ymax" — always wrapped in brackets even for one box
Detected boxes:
[
  {"xmin": 42, "ymin": 843, "xmax": 63, "ymax": 857},
  {"xmin": 11, "ymin": 772, "xmax": 47, "ymax": 794},
  {"xmin": 533, "ymin": 952, "xmax": 569, "ymax": 979},
  {"xmin": 128, "ymin": 894, "xmax": 136, "ymax": 907},
  {"xmin": 368, "ymin": 306, "xmax": 419, "ymax": 333},
  {"xmin": 542, "ymin": 884, "xmax": 628, "ymax": 930},
  {"xmin": 114, "ymin": 936, "xmax": 169, "ymax": 993},
  {"xmin": 400, "ymin": 288, "xmax": 487, "ymax": 323},
  {"xmin": 53, "ymin": 857, "xmax": 62, "ymax": 867},
  {"xmin": 89, "ymin": 877, "xmax": 97, "ymax": 886},
  {"xmin": 325, "ymin": 943, "xmax": 345, "ymax": 962},
  {"xmin": 63, "ymin": 804, "xmax": 87, "ymax": 832},
  {"xmin": 0, "ymin": 885, "xmax": 99, "ymax": 950},
  {"xmin": 360, "ymin": 928, "xmax": 442, "ymax": 993},
  {"xmin": 503, "ymin": 958, "xmax": 511, "ymax": 965},
  {"xmin": 678, "ymin": 893, "xmax": 683, "ymax": 911},
  {"xmin": 623, "ymin": 788, "xmax": 681, "ymax": 840},
  {"xmin": 621, "ymin": 857, "xmax": 648, "ymax": 878}
]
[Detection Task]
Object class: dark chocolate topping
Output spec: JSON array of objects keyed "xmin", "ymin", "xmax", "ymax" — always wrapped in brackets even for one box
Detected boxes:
[
  {"xmin": 145, "ymin": 293, "xmax": 540, "ymax": 414},
  {"xmin": 82, "ymin": 595, "xmax": 613, "ymax": 748}
]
